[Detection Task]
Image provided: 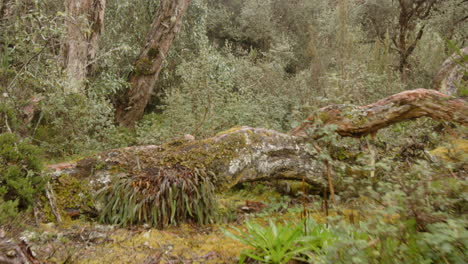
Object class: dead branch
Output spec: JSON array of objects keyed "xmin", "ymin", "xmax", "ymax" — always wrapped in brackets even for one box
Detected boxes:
[{"xmin": 290, "ymin": 89, "xmax": 468, "ymax": 138}]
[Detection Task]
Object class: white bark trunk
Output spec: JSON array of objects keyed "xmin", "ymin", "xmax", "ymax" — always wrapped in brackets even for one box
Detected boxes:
[{"xmin": 62, "ymin": 0, "xmax": 106, "ymax": 93}]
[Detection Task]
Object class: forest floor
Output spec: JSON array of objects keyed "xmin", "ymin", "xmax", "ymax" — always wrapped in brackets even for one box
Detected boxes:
[
  {"xmin": 20, "ymin": 184, "xmax": 326, "ymax": 264},
  {"xmin": 10, "ymin": 139, "xmax": 467, "ymax": 264},
  {"xmin": 25, "ymin": 221, "xmax": 246, "ymax": 263}
]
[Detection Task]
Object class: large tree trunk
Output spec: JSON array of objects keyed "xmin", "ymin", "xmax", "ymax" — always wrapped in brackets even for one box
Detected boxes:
[
  {"xmin": 49, "ymin": 126, "xmax": 326, "ymax": 194},
  {"xmin": 115, "ymin": 0, "xmax": 192, "ymax": 127},
  {"xmin": 62, "ymin": 0, "xmax": 106, "ymax": 93}
]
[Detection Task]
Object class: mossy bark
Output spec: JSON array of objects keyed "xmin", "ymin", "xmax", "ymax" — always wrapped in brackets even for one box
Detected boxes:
[
  {"xmin": 115, "ymin": 0, "xmax": 192, "ymax": 127},
  {"xmin": 46, "ymin": 89, "xmax": 468, "ymax": 225},
  {"xmin": 45, "ymin": 126, "xmax": 325, "ymax": 226},
  {"xmin": 90, "ymin": 126, "xmax": 324, "ymax": 190},
  {"xmin": 46, "ymin": 126, "xmax": 324, "ymax": 200},
  {"xmin": 432, "ymin": 47, "xmax": 467, "ymax": 97}
]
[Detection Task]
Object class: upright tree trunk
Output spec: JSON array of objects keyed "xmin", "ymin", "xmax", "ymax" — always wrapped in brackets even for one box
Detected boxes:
[
  {"xmin": 395, "ymin": 0, "xmax": 438, "ymax": 80},
  {"xmin": 115, "ymin": 0, "xmax": 192, "ymax": 127},
  {"xmin": 62, "ymin": 0, "xmax": 106, "ymax": 93}
]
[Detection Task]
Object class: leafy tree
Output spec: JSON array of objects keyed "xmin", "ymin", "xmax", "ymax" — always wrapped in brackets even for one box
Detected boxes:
[{"xmin": 357, "ymin": 0, "xmax": 446, "ymax": 78}]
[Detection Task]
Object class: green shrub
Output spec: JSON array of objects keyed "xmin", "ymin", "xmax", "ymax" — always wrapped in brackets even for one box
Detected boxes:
[
  {"xmin": 136, "ymin": 45, "xmax": 307, "ymax": 144},
  {"xmin": 0, "ymin": 133, "xmax": 44, "ymax": 224},
  {"xmin": 321, "ymin": 214, "xmax": 468, "ymax": 264},
  {"xmin": 35, "ymin": 92, "xmax": 127, "ymax": 156},
  {"xmin": 422, "ymin": 219, "xmax": 468, "ymax": 264}
]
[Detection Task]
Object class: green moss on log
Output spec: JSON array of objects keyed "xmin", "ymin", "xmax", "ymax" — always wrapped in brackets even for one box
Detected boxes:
[
  {"xmin": 147, "ymin": 46, "xmax": 159, "ymax": 59},
  {"xmin": 134, "ymin": 57, "xmax": 154, "ymax": 76}
]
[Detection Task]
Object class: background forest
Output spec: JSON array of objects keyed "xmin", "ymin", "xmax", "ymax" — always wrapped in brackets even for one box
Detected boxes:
[
  {"xmin": 1, "ymin": 0, "xmax": 466, "ymax": 155},
  {"xmin": 0, "ymin": 0, "xmax": 467, "ymax": 263}
]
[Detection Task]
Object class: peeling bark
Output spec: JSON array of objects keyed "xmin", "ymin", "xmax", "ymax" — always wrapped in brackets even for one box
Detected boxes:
[
  {"xmin": 290, "ymin": 89, "xmax": 468, "ymax": 138},
  {"xmin": 44, "ymin": 127, "xmax": 326, "ymax": 225},
  {"xmin": 115, "ymin": 0, "xmax": 192, "ymax": 127},
  {"xmin": 43, "ymin": 89, "xmax": 468, "ymax": 225},
  {"xmin": 62, "ymin": 0, "xmax": 106, "ymax": 93}
]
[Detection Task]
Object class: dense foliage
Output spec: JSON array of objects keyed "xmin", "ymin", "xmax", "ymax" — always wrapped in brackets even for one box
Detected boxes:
[
  {"xmin": 1, "ymin": 0, "xmax": 465, "ymax": 153},
  {"xmin": 0, "ymin": 0, "xmax": 466, "ymax": 262},
  {"xmin": 0, "ymin": 133, "xmax": 43, "ymax": 224},
  {"xmin": 227, "ymin": 212, "xmax": 467, "ymax": 264}
]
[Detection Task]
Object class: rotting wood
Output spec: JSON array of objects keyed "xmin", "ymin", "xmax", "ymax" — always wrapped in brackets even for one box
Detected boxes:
[
  {"xmin": 0, "ymin": 239, "xmax": 41, "ymax": 264},
  {"xmin": 42, "ymin": 88, "xmax": 468, "ymax": 223},
  {"xmin": 48, "ymin": 90, "xmax": 468, "ymax": 192}
]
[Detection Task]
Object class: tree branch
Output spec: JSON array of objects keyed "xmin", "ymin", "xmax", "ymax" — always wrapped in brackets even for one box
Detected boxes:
[{"xmin": 290, "ymin": 89, "xmax": 468, "ymax": 138}]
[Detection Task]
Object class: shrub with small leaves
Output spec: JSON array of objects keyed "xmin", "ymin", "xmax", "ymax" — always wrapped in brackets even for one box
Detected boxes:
[{"xmin": 0, "ymin": 133, "xmax": 44, "ymax": 224}]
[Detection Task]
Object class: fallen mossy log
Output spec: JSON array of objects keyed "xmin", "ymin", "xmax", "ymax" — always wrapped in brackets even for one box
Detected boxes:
[
  {"xmin": 91, "ymin": 126, "xmax": 325, "ymax": 190},
  {"xmin": 45, "ymin": 88, "xmax": 468, "ymax": 227},
  {"xmin": 47, "ymin": 126, "xmax": 325, "ymax": 227}
]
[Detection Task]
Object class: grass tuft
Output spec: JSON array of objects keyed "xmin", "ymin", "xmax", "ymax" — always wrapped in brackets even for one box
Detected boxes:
[{"xmin": 98, "ymin": 164, "xmax": 218, "ymax": 228}]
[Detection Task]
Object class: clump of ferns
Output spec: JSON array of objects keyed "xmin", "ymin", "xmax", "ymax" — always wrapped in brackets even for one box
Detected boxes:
[{"xmin": 98, "ymin": 164, "xmax": 219, "ymax": 228}]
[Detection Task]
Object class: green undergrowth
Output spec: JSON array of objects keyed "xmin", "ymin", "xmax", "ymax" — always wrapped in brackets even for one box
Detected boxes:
[
  {"xmin": 222, "ymin": 169, "xmax": 468, "ymax": 264},
  {"xmin": 224, "ymin": 218, "xmax": 336, "ymax": 264},
  {"xmin": 223, "ymin": 198, "xmax": 467, "ymax": 264},
  {"xmin": 15, "ymin": 170, "xmax": 468, "ymax": 264},
  {"xmin": 0, "ymin": 133, "xmax": 44, "ymax": 225}
]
